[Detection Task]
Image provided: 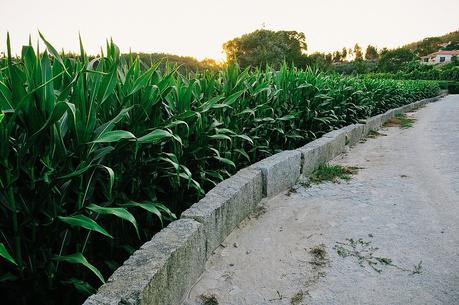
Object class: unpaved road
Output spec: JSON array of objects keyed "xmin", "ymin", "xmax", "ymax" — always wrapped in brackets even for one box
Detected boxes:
[{"xmin": 184, "ymin": 95, "xmax": 459, "ymax": 305}]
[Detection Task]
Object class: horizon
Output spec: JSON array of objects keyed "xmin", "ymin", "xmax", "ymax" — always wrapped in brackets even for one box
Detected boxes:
[{"xmin": 1, "ymin": 0, "xmax": 458, "ymax": 61}]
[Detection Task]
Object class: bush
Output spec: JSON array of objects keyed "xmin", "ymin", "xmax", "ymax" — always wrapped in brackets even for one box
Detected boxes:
[
  {"xmin": 0, "ymin": 35, "xmax": 440, "ymax": 305},
  {"xmin": 439, "ymin": 81, "xmax": 459, "ymax": 94}
]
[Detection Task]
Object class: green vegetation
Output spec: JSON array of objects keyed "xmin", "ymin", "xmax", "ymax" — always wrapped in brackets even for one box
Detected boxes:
[
  {"xmin": 403, "ymin": 30, "xmax": 459, "ymax": 56},
  {"xmin": 220, "ymin": 29, "xmax": 458, "ymax": 83},
  {"xmin": 309, "ymin": 165, "xmax": 360, "ymax": 184},
  {"xmin": 122, "ymin": 52, "xmax": 219, "ymax": 73},
  {"xmin": 0, "ymin": 34, "xmax": 440, "ymax": 305},
  {"xmin": 385, "ymin": 114, "xmax": 416, "ymax": 129},
  {"xmin": 223, "ymin": 29, "xmax": 307, "ymax": 68}
]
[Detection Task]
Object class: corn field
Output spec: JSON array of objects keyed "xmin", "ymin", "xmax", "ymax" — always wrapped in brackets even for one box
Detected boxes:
[{"xmin": 0, "ymin": 35, "xmax": 440, "ymax": 305}]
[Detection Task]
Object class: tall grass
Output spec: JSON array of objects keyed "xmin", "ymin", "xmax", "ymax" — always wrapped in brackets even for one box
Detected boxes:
[{"xmin": 0, "ymin": 34, "xmax": 440, "ymax": 305}]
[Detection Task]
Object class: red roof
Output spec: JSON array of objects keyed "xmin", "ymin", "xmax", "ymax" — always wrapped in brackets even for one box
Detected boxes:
[{"xmin": 422, "ymin": 50, "xmax": 459, "ymax": 57}]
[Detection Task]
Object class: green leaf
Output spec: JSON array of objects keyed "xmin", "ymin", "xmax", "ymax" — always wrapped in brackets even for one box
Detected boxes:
[
  {"xmin": 58, "ymin": 215, "xmax": 113, "ymax": 239},
  {"xmin": 0, "ymin": 243, "xmax": 17, "ymax": 266},
  {"xmin": 123, "ymin": 200, "xmax": 161, "ymax": 217},
  {"xmin": 214, "ymin": 156, "xmax": 236, "ymax": 168},
  {"xmin": 209, "ymin": 134, "xmax": 232, "ymax": 142},
  {"xmin": 122, "ymin": 201, "xmax": 175, "ymax": 225},
  {"xmin": 53, "ymin": 253, "xmax": 105, "ymax": 283},
  {"xmin": 223, "ymin": 90, "xmax": 245, "ymax": 106},
  {"xmin": 234, "ymin": 148, "xmax": 250, "ymax": 162},
  {"xmin": 232, "ymin": 134, "xmax": 254, "ymax": 145},
  {"xmin": 93, "ymin": 107, "xmax": 132, "ymax": 139},
  {"xmin": 30, "ymin": 101, "xmax": 74, "ymax": 138},
  {"xmin": 62, "ymin": 278, "xmax": 96, "ymax": 296},
  {"xmin": 87, "ymin": 204, "xmax": 138, "ymax": 235},
  {"xmin": 38, "ymin": 31, "xmax": 68, "ymax": 75},
  {"xmin": 0, "ymin": 81, "xmax": 13, "ymax": 111},
  {"xmin": 128, "ymin": 68, "xmax": 155, "ymax": 95},
  {"xmin": 99, "ymin": 166, "xmax": 115, "ymax": 197},
  {"xmin": 137, "ymin": 129, "xmax": 173, "ymax": 144},
  {"xmin": 0, "ymin": 273, "xmax": 18, "ymax": 282},
  {"xmin": 97, "ymin": 67, "xmax": 118, "ymax": 104},
  {"xmin": 92, "ymin": 130, "xmax": 136, "ymax": 143}
]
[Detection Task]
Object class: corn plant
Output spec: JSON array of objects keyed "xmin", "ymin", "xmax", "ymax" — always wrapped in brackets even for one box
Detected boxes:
[{"xmin": 0, "ymin": 34, "xmax": 440, "ymax": 305}]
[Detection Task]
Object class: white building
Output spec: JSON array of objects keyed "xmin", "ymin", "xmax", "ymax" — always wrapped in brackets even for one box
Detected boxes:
[{"xmin": 421, "ymin": 50, "xmax": 459, "ymax": 64}]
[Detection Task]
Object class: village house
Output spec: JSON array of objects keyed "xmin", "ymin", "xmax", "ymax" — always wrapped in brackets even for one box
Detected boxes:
[{"xmin": 421, "ymin": 50, "xmax": 459, "ymax": 64}]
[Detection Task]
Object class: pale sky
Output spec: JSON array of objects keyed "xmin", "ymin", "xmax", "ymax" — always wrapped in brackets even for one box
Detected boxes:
[{"xmin": 1, "ymin": 0, "xmax": 458, "ymax": 61}]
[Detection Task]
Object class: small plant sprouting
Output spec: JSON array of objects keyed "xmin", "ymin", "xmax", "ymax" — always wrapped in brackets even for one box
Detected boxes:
[{"xmin": 412, "ymin": 261, "xmax": 423, "ymax": 275}]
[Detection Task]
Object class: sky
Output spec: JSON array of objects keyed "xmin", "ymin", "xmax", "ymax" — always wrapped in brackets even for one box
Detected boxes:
[{"xmin": 1, "ymin": 0, "xmax": 458, "ymax": 61}]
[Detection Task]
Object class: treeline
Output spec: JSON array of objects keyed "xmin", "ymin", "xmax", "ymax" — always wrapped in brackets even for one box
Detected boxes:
[{"xmin": 223, "ymin": 29, "xmax": 459, "ymax": 75}]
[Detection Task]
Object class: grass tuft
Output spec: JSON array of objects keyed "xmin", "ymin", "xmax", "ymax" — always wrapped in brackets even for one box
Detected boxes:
[
  {"xmin": 309, "ymin": 164, "xmax": 360, "ymax": 184},
  {"xmin": 385, "ymin": 114, "xmax": 415, "ymax": 129}
]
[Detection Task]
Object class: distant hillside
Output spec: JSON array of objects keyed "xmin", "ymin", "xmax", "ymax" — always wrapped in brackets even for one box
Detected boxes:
[{"xmin": 403, "ymin": 29, "xmax": 459, "ymax": 56}]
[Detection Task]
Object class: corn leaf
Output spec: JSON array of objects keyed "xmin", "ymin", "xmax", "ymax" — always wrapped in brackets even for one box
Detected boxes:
[
  {"xmin": 87, "ymin": 203, "xmax": 138, "ymax": 235},
  {"xmin": 53, "ymin": 253, "xmax": 105, "ymax": 283},
  {"xmin": 0, "ymin": 243, "xmax": 17, "ymax": 266},
  {"xmin": 58, "ymin": 215, "xmax": 113, "ymax": 239}
]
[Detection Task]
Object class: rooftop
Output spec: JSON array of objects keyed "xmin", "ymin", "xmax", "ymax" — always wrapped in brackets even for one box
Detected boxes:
[{"xmin": 421, "ymin": 50, "xmax": 459, "ymax": 58}]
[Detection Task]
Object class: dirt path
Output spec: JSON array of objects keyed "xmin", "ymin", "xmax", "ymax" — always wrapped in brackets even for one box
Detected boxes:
[{"xmin": 184, "ymin": 95, "xmax": 459, "ymax": 305}]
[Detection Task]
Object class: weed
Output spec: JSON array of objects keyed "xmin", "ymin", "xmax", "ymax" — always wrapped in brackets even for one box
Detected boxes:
[
  {"xmin": 290, "ymin": 291, "xmax": 304, "ymax": 305},
  {"xmin": 334, "ymin": 238, "xmax": 423, "ymax": 275},
  {"xmin": 309, "ymin": 244, "xmax": 329, "ymax": 267},
  {"xmin": 385, "ymin": 114, "xmax": 415, "ymax": 129},
  {"xmin": 248, "ymin": 205, "xmax": 267, "ymax": 220},
  {"xmin": 309, "ymin": 164, "xmax": 360, "ymax": 184},
  {"xmin": 200, "ymin": 293, "xmax": 219, "ymax": 305},
  {"xmin": 367, "ymin": 130, "xmax": 387, "ymax": 138}
]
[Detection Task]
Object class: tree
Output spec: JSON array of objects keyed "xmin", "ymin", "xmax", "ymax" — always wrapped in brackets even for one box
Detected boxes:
[
  {"xmin": 223, "ymin": 29, "xmax": 307, "ymax": 68},
  {"xmin": 365, "ymin": 45, "xmax": 379, "ymax": 61},
  {"xmin": 353, "ymin": 43, "xmax": 363, "ymax": 60},
  {"xmin": 378, "ymin": 48, "xmax": 416, "ymax": 72},
  {"xmin": 332, "ymin": 51, "xmax": 342, "ymax": 62},
  {"xmin": 341, "ymin": 48, "xmax": 348, "ymax": 61},
  {"xmin": 415, "ymin": 37, "xmax": 442, "ymax": 56},
  {"xmin": 443, "ymin": 42, "xmax": 459, "ymax": 51},
  {"xmin": 303, "ymin": 52, "xmax": 333, "ymax": 70},
  {"xmin": 379, "ymin": 47, "xmax": 389, "ymax": 56}
]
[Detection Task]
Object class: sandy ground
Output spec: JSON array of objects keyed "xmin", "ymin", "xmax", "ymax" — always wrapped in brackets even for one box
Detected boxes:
[{"xmin": 183, "ymin": 95, "xmax": 459, "ymax": 305}]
